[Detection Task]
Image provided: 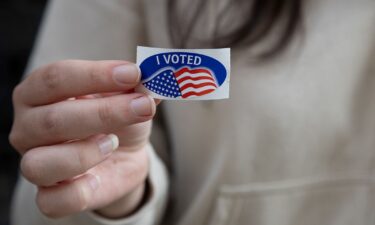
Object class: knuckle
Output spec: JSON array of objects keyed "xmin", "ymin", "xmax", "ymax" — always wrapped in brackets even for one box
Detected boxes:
[
  {"xmin": 41, "ymin": 107, "xmax": 62, "ymax": 136},
  {"xmin": 20, "ymin": 151, "xmax": 41, "ymax": 184},
  {"xmin": 75, "ymin": 148, "xmax": 90, "ymax": 173},
  {"xmin": 87, "ymin": 65, "xmax": 103, "ymax": 84},
  {"xmin": 74, "ymin": 183, "xmax": 90, "ymax": 211},
  {"xmin": 12, "ymin": 84, "xmax": 23, "ymax": 103},
  {"xmin": 97, "ymin": 100, "xmax": 116, "ymax": 127},
  {"xmin": 8, "ymin": 130, "xmax": 23, "ymax": 152},
  {"xmin": 41, "ymin": 61, "xmax": 65, "ymax": 90}
]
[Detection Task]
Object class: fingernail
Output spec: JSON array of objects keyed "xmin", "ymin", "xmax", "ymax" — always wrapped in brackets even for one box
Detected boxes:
[
  {"xmin": 97, "ymin": 134, "xmax": 119, "ymax": 155},
  {"xmin": 88, "ymin": 175, "xmax": 100, "ymax": 191},
  {"xmin": 113, "ymin": 64, "xmax": 140, "ymax": 85},
  {"xmin": 130, "ymin": 96, "xmax": 154, "ymax": 116}
]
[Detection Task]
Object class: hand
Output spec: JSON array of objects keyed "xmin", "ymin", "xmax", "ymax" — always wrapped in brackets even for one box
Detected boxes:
[{"xmin": 10, "ymin": 60, "xmax": 157, "ymax": 218}]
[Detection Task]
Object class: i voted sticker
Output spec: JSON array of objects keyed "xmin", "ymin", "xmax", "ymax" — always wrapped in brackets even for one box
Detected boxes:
[{"xmin": 136, "ymin": 46, "xmax": 230, "ymax": 100}]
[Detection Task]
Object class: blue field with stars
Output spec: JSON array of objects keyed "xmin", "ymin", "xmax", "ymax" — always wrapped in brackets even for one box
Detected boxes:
[{"xmin": 143, "ymin": 69, "xmax": 182, "ymax": 98}]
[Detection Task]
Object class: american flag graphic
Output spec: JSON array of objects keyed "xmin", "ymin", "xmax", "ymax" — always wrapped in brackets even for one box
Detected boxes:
[{"xmin": 143, "ymin": 67, "xmax": 218, "ymax": 99}]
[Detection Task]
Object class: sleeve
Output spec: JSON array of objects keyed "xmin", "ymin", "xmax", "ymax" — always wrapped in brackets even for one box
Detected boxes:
[{"xmin": 11, "ymin": 0, "xmax": 170, "ymax": 225}]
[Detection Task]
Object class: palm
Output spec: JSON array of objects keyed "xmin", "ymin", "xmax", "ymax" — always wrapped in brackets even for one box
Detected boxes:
[{"xmin": 87, "ymin": 144, "xmax": 149, "ymax": 211}]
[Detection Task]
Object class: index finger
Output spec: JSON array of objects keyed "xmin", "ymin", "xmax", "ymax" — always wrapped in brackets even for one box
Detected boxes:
[{"xmin": 15, "ymin": 60, "xmax": 141, "ymax": 106}]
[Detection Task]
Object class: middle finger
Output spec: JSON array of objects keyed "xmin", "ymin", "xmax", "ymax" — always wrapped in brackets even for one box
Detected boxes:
[{"xmin": 19, "ymin": 93, "xmax": 155, "ymax": 151}]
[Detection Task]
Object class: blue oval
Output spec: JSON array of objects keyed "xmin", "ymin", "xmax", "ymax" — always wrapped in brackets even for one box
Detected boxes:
[{"xmin": 139, "ymin": 52, "xmax": 227, "ymax": 86}]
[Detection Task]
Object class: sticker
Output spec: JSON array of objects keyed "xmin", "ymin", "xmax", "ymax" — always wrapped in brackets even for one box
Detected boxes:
[{"xmin": 136, "ymin": 46, "xmax": 230, "ymax": 100}]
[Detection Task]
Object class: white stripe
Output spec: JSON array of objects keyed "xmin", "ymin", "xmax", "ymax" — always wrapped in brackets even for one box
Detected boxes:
[
  {"xmin": 178, "ymin": 79, "xmax": 216, "ymax": 88},
  {"xmin": 180, "ymin": 86, "xmax": 216, "ymax": 95},
  {"xmin": 142, "ymin": 67, "xmax": 174, "ymax": 83},
  {"xmin": 176, "ymin": 72, "xmax": 214, "ymax": 82}
]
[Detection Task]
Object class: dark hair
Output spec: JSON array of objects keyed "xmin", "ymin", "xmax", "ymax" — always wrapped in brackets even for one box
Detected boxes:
[{"xmin": 168, "ymin": 0, "xmax": 303, "ymax": 59}]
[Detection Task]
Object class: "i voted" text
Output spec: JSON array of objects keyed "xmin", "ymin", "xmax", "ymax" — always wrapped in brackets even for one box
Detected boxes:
[{"xmin": 156, "ymin": 53, "xmax": 202, "ymax": 66}]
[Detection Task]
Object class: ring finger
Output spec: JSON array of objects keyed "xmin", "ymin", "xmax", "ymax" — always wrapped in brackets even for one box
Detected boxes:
[{"xmin": 20, "ymin": 134, "xmax": 119, "ymax": 186}]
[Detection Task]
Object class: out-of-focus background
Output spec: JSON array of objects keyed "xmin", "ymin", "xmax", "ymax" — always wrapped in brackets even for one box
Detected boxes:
[{"xmin": 0, "ymin": 0, "xmax": 47, "ymax": 224}]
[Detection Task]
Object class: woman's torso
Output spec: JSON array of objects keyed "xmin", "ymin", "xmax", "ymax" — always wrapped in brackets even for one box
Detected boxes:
[{"xmin": 145, "ymin": 0, "xmax": 375, "ymax": 224}]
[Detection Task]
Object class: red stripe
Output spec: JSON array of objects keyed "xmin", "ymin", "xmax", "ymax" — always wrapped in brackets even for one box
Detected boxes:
[
  {"xmin": 180, "ymin": 82, "xmax": 217, "ymax": 92},
  {"xmin": 174, "ymin": 67, "xmax": 212, "ymax": 78},
  {"xmin": 182, "ymin": 89, "xmax": 216, "ymax": 98},
  {"xmin": 177, "ymin": 75, "xmax": 215, "ymax": 83}
]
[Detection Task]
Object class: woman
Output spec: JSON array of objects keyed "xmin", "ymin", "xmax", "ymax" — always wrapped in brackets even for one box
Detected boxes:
[{"xmin": 10, "ymin": 0, "xmax": 375, "ymax": 224}]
